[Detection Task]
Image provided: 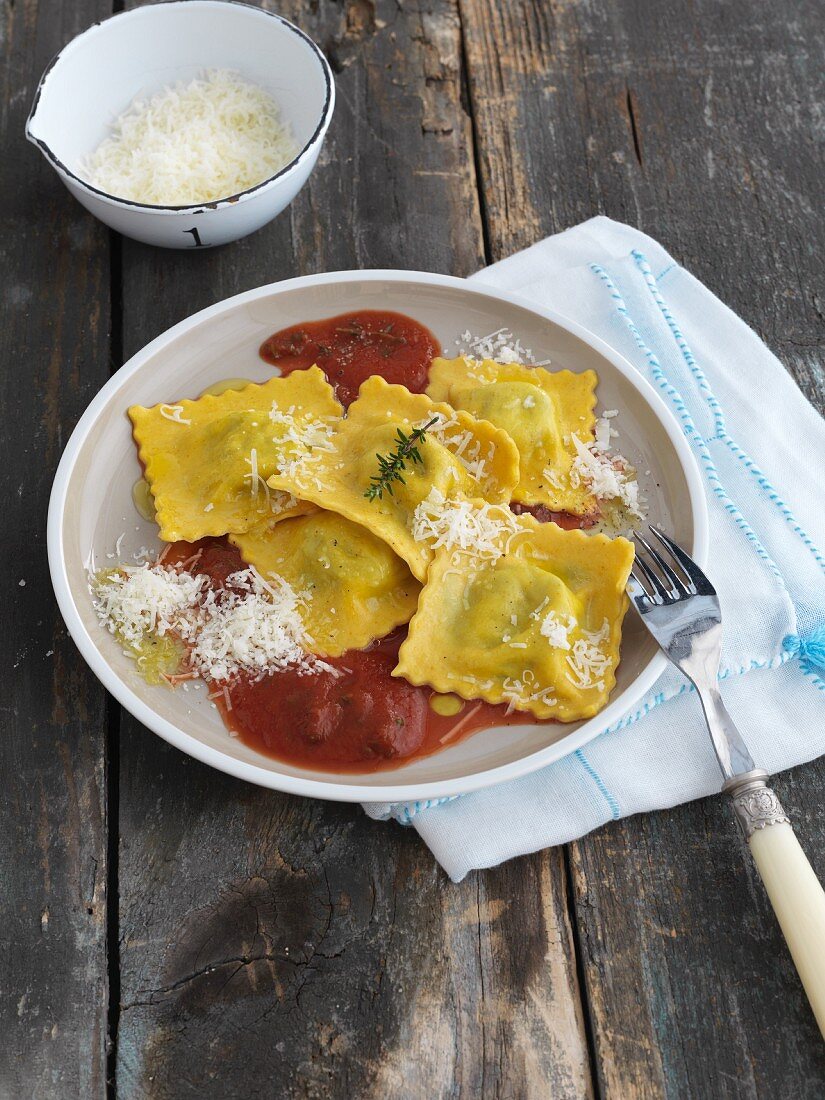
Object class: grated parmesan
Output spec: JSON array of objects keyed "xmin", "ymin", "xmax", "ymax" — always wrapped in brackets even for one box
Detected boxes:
[
  {"xmin": 453, "ymin": 327, "xmax": 551, "ymax": 367},
  {"xmin": 501, "ymin": 669, "xmax": 557, "ymax": 712},
  {"xmin": 92, "ymin": 560, "xmax": 328, "ymax": 684},
  {"xmin": 91, "ymin": 564, "xmax": 205, "ymax": 648},
  {"xmin": 416, "ymin": 412, "xmax": 494, "ymax": 485},
  {"xmin": 81, "ymin": 70, "xmax": 299, "ymax": 206},
  {"xmin": 411, "ymin": 488, "xmax": 520, "ymax": 563},
  {"xmin": 565, "ymin": 620, "xmax": 611, "ymax": 691},
  {"xmin": 159, "ymin": 404, "xmax": 191, "ymax": 426},
  {"xmin": 539, "ymin": 610, "xmax": 576, "ymax": 650},
  {"xmin": 187, "ymin": 569, "xmax": 319, "ymax": 682},
  {"xmin": 569, "ymin": 432, "xmax": 642, "ymax": 519},
  {"xmin": 270, "ymin": 404, "xmax": 338, "ymax": 486}
]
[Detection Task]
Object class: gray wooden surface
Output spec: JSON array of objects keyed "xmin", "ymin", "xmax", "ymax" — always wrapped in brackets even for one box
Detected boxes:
[{"xmin": 2, "ymin": 0, "xmax": 823, "ymax": 1097}]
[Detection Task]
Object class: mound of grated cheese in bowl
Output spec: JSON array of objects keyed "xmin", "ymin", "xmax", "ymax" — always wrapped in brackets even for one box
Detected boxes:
[{"xmin": 80, "ymin": 69, "xmax": 299, "ymax": 206}]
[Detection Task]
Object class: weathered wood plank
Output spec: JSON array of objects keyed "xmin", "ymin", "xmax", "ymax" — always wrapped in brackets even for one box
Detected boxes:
[
  {"xmin": 570, "ymin": 766, "xmax": 825, "ymax": 1099},
  {"xmin": 458, "ymin": 0, "xmax": 825, "ymax": 402},
  {"xmin": 113, "ymin": 2, "xmax": 591, "ymax": 1096},
  {"xmin": 116, "ymin": 738, "xmax": 591, "ymax": 1099},
  {"xmin": 0, "ymin": 1, "xmax": 113, "ymax": 1095},
  {"xmin": 460, "ymin": 0, "xmax": 825, "ymax": 1093}
]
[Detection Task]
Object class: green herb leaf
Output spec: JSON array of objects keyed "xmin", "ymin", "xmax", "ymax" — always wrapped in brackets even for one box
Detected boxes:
[{"xmin": 364, "ymin": 417, "xmax": 438, "ymax": 501}]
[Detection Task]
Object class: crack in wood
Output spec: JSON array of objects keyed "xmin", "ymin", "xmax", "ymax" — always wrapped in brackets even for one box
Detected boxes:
[
  {"xmin": 625, "ymin": 85, "xmax": 643, "ymax": 168},
  {"xmin": 122, "ymin": 952, "xmax": 303, "ymax": 1008}
]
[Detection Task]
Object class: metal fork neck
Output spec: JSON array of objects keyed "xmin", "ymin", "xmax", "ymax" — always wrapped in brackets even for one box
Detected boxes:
[{"xmin": 694, "ymin": 684, "xmax": 758, "ymax": 781}]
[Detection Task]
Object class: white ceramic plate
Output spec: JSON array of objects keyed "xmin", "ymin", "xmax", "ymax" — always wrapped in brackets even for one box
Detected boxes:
[{"xmin": 48, "ymin": 271, "xmax": 708, "ymax": 803}]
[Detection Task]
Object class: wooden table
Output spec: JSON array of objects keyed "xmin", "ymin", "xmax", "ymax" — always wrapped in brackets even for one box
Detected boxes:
[{"xmin": 3, "ymin": 1, "xmax": 824, "ymax": 1096}]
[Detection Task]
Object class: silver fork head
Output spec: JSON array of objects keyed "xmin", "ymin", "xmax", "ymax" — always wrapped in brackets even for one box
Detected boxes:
[
  {"xmin": 628, "ymin": 525, "xmax": 756, "ymax": 781},
  {"xmin": 628, "ymin": 524, "xmax": 716, "ymax": 609},
  {"xmin": 628, "ymin": 525, "xmax": 722, "ymax": 679}
]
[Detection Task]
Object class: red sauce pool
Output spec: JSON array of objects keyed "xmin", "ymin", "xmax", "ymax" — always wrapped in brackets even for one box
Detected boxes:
[
  {"xmin": 163, "ymin": 538, "xmax": 543, "ymax": 773},
  {"xmin": 260, "ymin": 309, "xmax": 440, "ymax": 406},
  {"xmin": 509, "ymin": 502, "xmax": 596, "ymax": 530},
  {"xmin": 215, "ymin": 632, "xmax": 537, "ymax": 774}
]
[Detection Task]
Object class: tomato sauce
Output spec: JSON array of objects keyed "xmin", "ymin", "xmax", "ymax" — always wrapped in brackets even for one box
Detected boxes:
[
  {"xmin": 163, "ymin": 537, "xmax": 541, "ymax": 773},
  {"xmin": 215, "ymin": 632, "xmax": 536, "ymax": 774},
  {"xmin": 509, "ymin": 501, "xmax": 597, "ymax": 530},
  {"xmin": 164, "ymin": 537, "xmax": 246, "ymax": 583},
  {"xmin": 260, "ymin": 309, "xmax": 440, "ymax": 406}
]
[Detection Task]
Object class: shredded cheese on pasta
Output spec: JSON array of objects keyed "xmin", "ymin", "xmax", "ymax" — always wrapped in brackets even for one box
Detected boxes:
[{"xmin": 91, "ymin": 561, "xmax": 330, "ymax": 682}]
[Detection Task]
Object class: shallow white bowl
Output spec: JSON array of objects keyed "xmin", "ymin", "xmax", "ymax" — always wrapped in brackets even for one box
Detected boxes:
[
  {"xmin": 48, "ymin": 271, "xmax": 708, "ymax": 802},
  {"xmin": 26, "ymin": 1, "xmax": 334, "ymax": 249}
]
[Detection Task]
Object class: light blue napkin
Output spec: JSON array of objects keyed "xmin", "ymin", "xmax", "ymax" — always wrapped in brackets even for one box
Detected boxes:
[{"xmin": 363, "ymin": 217, "xmax": 825, "ymax": 881}]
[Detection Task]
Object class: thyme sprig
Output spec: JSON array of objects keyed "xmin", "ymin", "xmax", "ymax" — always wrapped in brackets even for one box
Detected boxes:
[{"xmin": 364, "ymin": 417, "xmax": 438, "ymax": 501}]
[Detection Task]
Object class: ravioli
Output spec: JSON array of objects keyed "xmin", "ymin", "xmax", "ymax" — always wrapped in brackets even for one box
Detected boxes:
[
  {"xmin": 426, "ymin": 357, "xmax": 598, "ymax": 515},
  {"xmin": 129, "ymin": 367, "xmax": 340, "ymax": 542},
  {"xmin": 230, "ymin": 511, "xmax": 420, "ymax": 657},
  {"xmin": 395, "ymin": 507, "xmax": 634, "ymax": 721},
  {"xmin": 266, "ymin": 376, "xmax": 520, "ymax": 582}
]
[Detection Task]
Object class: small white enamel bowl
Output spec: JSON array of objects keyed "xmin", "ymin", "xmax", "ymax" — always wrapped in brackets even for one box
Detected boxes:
[{"xmin": 25, "ymin": 1, "xmax": 334, "ymax": 249}]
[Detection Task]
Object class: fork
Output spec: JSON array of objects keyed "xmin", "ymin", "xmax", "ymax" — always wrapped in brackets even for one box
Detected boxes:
[{"xmin": 629, "ymin": 526, "xmax": 825, "ymax": 1037}]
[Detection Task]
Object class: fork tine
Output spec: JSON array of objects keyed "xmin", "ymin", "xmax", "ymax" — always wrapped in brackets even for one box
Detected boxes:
[
  {"xmin": 632, "ymin": 554, "xmax": 668, "ymax": 602},
  {"xmin": 647, "ymin": 525, "xmax": 710, "ymax": 590},
  {"xmin": 629, "ymin": 565, "xmax": 650, "ymax": 594},
  {"xmin": 636, "ymin": 534, "xmax": 689, "ymax": 595}
]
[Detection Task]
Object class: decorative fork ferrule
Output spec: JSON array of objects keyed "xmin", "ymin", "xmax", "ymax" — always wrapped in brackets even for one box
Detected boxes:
[{"xmin": 723, "ymin": 771, "xmax": 791, "ymax": 840}]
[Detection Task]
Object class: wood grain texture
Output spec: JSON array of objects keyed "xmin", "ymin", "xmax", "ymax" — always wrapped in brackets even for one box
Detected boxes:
[
  {"xmin": 113, "ymin": 2, "xmax": 591, "ymax": 1097},
  {"xmin": 115, "ymin": 735, "xmax": 591, "ymax": 1098},
  {"xmin": 460, "ymin": 0, "xmax": 825, "ymax": 1094},
  {"xmin": 458, "ymin": 0, "xmax": 825, "ymax": 407},
  {"xmin": 0, "ymin": 1, "xmax": 113, "ymax": 1095},
  {"xmin": 571, "ymin": 768, "xmax": 825, "ymax": 1099}
]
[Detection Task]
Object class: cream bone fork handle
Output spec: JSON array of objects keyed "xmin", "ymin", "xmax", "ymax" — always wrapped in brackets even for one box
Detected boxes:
[{"xmin": 629, "ymin": 526, "xmax": 825, "ymax": 1038}]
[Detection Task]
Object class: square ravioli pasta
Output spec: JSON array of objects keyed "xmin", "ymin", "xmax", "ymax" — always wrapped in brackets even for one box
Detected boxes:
[
  {"xmin": 426, "ymin": 356, "xmax": 598, "ymax": 516},
  {"xmin": 129, "ymin": 367, "xmax": 340, "ymax": 542},
  {"xmin": 230, "ymin": 510, "xmax": 420, "ymax": 658},
  {"xmin": 395, "ymin": 508, "xmax": 634, "ymax": 721},
  {"xmin": 266, "ymin": 375, "xmax": 520, "ymax": 582}
]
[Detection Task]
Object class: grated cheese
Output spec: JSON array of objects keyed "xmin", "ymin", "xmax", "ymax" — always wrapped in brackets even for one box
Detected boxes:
[
  {"xmin": 501, "ymin": 669, "xmax": 557, "ymax": 712},
  {"xmin": 541, "ymin": 467, "xmax": 564, "ymax": 490},
  {"xmin": 565, "ymin": 620, "xmax": 611, "ymax": 691},
  {"xmin": 243, "ymin": 447, "xmax": 274, "ymax": 514},
  {"xmin": 569, "ymin": 432, "xmax": 642, "ymax": 518},
  {"xmin": 92, "ymin": 560, "xmax": 328, "ymax": 684},
  {"xmin": 411, "ymin": 488, "xmax": 520, "ymax": 563},
  {"xmin": 594, "ymin": 416, "xmax": 616, "ymax": 451},
  {"xmin": 539, "ymin": 610, "xmax": 576, "ymax": 650},
  {"xmin": 187, "ymin": 568, "xmax": 321, "ymax": 682},
  {"xmin": 453, "ymin": 327, "xmax": 551, "ymax": 367},
  {"xmin": 269, "ymin": 490, "xmax": 299, "ymax": 517},
  {"xmin": 81, "ymin": 70, "xmax": 298, "ymax": 206},
  {"xmin": 244, "ymin": 448, "xmax": 262, "ymax": 500},
  {"xmin": 416, "ymin": 412, "xmax": 493, "ymax": 485},
  {"xmin": 159, "ymin": 404, "xmax": 191, "ymax": 426},
  {"xmin": 92, "ymin": 564, "xmax": 205, "ymax": 648},
  {"xmin": 270, "ymin": 404, "xmax": 338, "ymax": 485}
]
